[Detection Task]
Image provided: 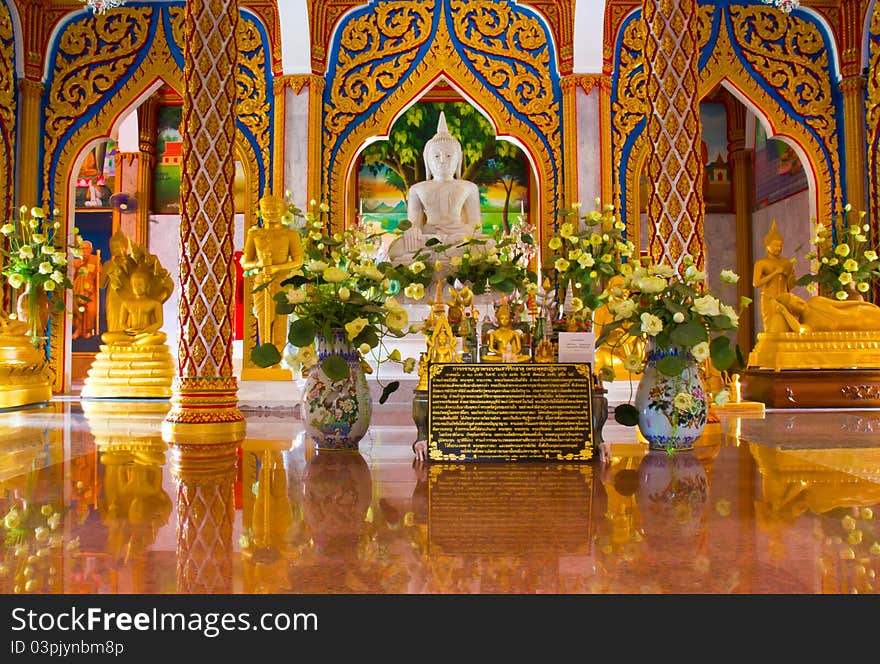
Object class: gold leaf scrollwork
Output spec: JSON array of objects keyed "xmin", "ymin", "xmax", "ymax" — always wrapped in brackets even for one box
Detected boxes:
[
  {"xmin": 236, "ymin": 15, "xmax": 271, "ymax": 197},
  {"xmin": 449, "ymin": 0, "xmax": 556, "ymax": 134},
  {"xmin": 0, "ymin": 2, "xmax": 15, "ymax": 221},
  {"xmin": 728, "ymin": 6, "xmax": 840, "ymax": 203},
  {"xmin": 867, "ymin": 10, "xmax": 880, "ymax": 223},
  {"xmin": 43, "ymin": 8, "xmax": 153, "ymax": 188},
  {"xmin": 324, "ymin": 1, "xmax": 435, "ymax": 138}
]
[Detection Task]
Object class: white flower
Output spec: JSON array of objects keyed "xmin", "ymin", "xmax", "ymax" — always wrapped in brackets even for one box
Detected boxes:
[
  {"xmin": 611, "ymin": 298, "xmax": 636, "ymax": 320},
  {"xmin": 322, "ymin": 266, "xmax": 349, "ymax": 283},
  {"xmin": 692, "ymin": 295, "xmax": 720, "ymax": 317},
  {"xmin": 720, "ymin": 304, "xmax": 738, "ymax": 326},
  {"xmin": 284, "ymin": 288, "xmax": 306, "ymax": 304},
  {"xmin": 673, "ymin": 311, "xmax": 685, "ymax": 324},
  {"xmin": 719, "ymin": 269, "xmax": 739, "ymax": 284},
  {"xmin": 50, "ymin": 271, "xmax": 64, "ymax": 284},
  {"xmin": 623, "ymin": 354, "xmax": 644, "ymax": 373},
  {"xmin": 7, "ymin": 273, "xmax": 24, "ymax": 289},
  {"xmin": 640, "ymin": 312, "xmax": 663, "ymax": 336},
  {"xmin": 306, "ymin": 260, "xmax": 328, "ymax": 273},
  {"xmin": 0, "ymin": 223, "xmax": 13, "ymax": 235},
  {"xmin": 714, "ymin": 390, "xmax": 731, "ymax": 408},
  {"xmin": 18, "ymin": 246, "xmax": 34, "ymax": 259},
  {"xmin": 296, "ymin": 344, "xmax": 318, "ymax": 369},
  {"xmin": 38, "ymin": 262, "xmax": 53, "ymax": 274},
  {"xmin": 649, "ymin": 264, "xmax": 674, "ymax": 278},
  {"xmin": 638, "ymin": 276, "xmax": 667, "ymax": 293},
  {"xmin": 691, "ymin": 341, "xmax": 710, "ymax": 362}
]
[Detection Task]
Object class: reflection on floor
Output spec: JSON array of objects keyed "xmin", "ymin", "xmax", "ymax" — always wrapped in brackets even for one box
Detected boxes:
[{"xmin": 1, "ymin": 387, "xmax": 879, "ymax": 594}]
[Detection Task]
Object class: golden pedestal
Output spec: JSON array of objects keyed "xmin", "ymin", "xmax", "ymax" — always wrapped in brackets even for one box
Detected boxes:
[
  {"xmin": 81, "ymin": 343, "xmax": 175, "ymax": 399},
  {"xmin": 0, "ymin": 334, "xmax": 52, "ymax": 409},
  {"xmin": 747, "ymin": 331, "xmax": 880, "ymax": 371},
  {"xmin": 742, "ymin": 331, "xmax": 880, "ymax": 408}
]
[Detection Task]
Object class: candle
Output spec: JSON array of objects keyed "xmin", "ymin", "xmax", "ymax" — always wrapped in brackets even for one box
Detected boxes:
[
  {"xmin": 520, "ymin": 200, "xmax": 524, "ymax": 216},
  {"xmin": 359, "ymin": 198, "xmax": 363, "ymax": 215}
]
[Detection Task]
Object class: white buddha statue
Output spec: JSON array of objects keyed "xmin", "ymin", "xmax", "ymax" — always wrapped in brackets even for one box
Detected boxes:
[{"xmin": 388, "ymin": 112, "xmax": 484, "ymax": 262}]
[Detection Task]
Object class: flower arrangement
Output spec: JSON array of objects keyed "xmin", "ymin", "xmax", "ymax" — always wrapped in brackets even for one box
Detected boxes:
[
  {"xmin": 250, "ymin": 201, "xmax": 419, "ymax": 399},
  {"xmin": 796, "ymin": 206, "xmax": 879, "ymax": 299},
  {"xmin": 596, "ymin": 254, "xmax": 750, "ymax": 418},
  {"xmin": 546, "ymin": 199, "xmax": 636, "ymax": 313},
  {"xmin": 442, "ymin": 222, "xmax": 537, "ymax": 296},
  {"xmin": 0, "ymin": 205, "xmax": 86, "ymax": 345}
]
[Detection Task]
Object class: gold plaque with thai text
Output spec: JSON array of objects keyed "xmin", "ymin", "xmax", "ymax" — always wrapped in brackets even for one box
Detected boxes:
[{"xmin": 427, "ymin": 363, "xmax": 593, "ymax": 462}]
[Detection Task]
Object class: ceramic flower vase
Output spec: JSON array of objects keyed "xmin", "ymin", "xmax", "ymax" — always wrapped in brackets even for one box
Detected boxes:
[
  {"xmin": 302, "ymin": 329, "xmax": 372, "ymax": 450},
  {"xmin": 634, "ymin": 342, "xmax": 707, "ymax": 451},
  {"xmin": 636, "ymin": 450, "xmax": 708, "ymax": 553}
]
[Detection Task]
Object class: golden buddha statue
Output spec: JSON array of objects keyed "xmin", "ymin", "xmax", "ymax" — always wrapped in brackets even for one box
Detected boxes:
[
  {"xmin": 593, "ymin": 275, "xmax": 645, "ymax": 379},
  {"xmin": 747, "ymin": 293, "xmax": 880, "ymax": 370},
  {"xmin": 0, "ymin": 312, "xmax": 52, "ymax": 408},
  {"xmin": 484, "ymin": 301, "xmax": 530, "ymax": 362},
  {"xmin": 239, "ymin": 194, "xmax": 304, "ymax": 351},
  {"xmin": 752, "ymin": 220, "xmax": 796, "ymax": 332},
  {"xmin": 82, "ymin": 244, "xmax": 176, "ymax": 399}
]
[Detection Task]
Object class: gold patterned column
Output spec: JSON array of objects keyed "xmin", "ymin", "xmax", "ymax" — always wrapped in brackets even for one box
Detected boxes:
[
  {"xmin": 560, "ymin": 75, "xmax": 581, "ymax": 208},
  {"xmin": 135, "ymin": 96, "xmax": 159, "ymax": 245},
  {"xmin": 642, "ymin": 0, "xmax": 705, "ymax": 271},
  {"xmin": 162, "ymin": 0, "xmax": 245, "ymax": 443},
  {"xmin": 868, "ymin": 4, "xmax": 880, "ymax": 233},
  {"xmin": 728, "ymin": 102, "xmax": 754, "ymax": 356},
  {"xmin": 840, "ymin": 0, "xmax": 867, "ymax": 212},
  {"xmin": 16, "ymin": 78, "xmax": 42, "ymax": 208},
  {"xmin": 0, "ymin": 3, "xmax": 15, "ymax": 234},
  {"xmin": 171, "ymin": 441, "xmax": 237, "ymax": 593}
]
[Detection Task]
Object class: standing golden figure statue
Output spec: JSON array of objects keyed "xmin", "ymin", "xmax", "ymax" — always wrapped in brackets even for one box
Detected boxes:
[
  {"xmin": 752, "ymin": 221, "xmax": 796, "ymax": 332},
  {"xmin": 239, "ymin": 194, "xmax": 304, "ymax": 351},
  {"xmin": 82, "ymin": 244, "xmax": 176, "ymax": 399},
  {"xmin": 72, "ymin": 240, "xmax": 101, "ymax": 340}
]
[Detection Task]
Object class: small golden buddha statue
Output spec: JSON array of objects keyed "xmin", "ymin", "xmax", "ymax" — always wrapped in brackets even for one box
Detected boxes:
[
  {"xmin": 752, "ymin": 220, "xmax": 796, "ymax": 332},
  {"xmin": 484, "ymin": 301, "xmax": 530, "ymax": 362},
  {"xmin": 239, "ymin": 194, "xmax": 304, "ymax": 351}
]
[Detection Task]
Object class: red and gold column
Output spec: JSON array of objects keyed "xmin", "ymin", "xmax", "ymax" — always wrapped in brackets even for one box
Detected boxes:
[
  {"xmin": 162, "ymin": 0, "xmax": 245, "ymax": 443},
  {"xmin": 172, "ymin": 441, "xmax": 238, "ymax": 593},
  {"xmin": 840, "ymin": 0, "xmax": 868, "ymax": 213},
  {"xmin": 642, "ymin": 0, "xmax": 705, "ymax": 271},
  {"xmin": 134, "ymin": 95, "xmax": 159, "ymax": 245},
  {"xmin": 728, "ymin": 102, "xmax": 755, "ymax": 356}
]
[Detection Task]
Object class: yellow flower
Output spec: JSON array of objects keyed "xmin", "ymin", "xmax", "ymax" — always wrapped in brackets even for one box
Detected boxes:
[
  {"xmin": 359, "ymin": 343, "xmax": 371, "ymax": 355},
  {"xmin": 7, "ymin": 273, "xmax": 24, "ymax": 289},
  {"xmin": 18, "ymin": 246, "xmax": 33, "ymax": 260},
  {"xmin": 560, "ymin": 222, "xmax": 574, "ymax": 237},
  {"xmin": 0, "ymin": 223, "xmax": 12, "ymax": 235},
  {"xmin": 835, "ymin": 243, "xmax": 850, "ymax": 257},
  {"xmin": 843, "ymin": 259, "xmax": 859, "ymax": 272},
  {"xmin": 835, "ymin": 290, "xmax": 848, "ymax": 300},
  {"xmin": 296, "ymin": 344, "xmax": 318, "ymax": 369},
  {"xmin": 30, "ymin": 206, "xmax": 44, "ymax": 218},
  {"xmin": 322, "ymin": 266, "xmax": 349, "ymax": 282},
  {"xmin": 38, "ymin": 262, "xmax": 53, "ymax": 274},
  {"xmin": 571, "ymin": 297, "xmax": 584, "ymax": 312},
  {"xmin": 857, "ymin": 282, "xmax": 870, "ymax": 293},
  {"xmin": 567, "ymin": 235, "xmax": 580, "ymax": 245},
  {"xmin": 568, "ymin": 248, "xmax": 582, "ymax": 261},
  {"xmin": 284, "ymin": 288, "xmax": 306, "ymax": 304},
  {"xmin": 623, "ymin": 354, "xmax": 643, "ymax": 373},
  {"xmin": 345, "ymin": 317, "xmax": 369, "ymax": 341},
  {"xmin": 673, "ymin": 392, "xmax": 694, "ymax": 411},
  {"xmin": 548, "ymin": 237, "xmax": 562, "ymax": 251},
  {"xmin": 338, "ymin": 287, "xmax": 350, "ymax": 301},
  {"xmin": 50, "ymin": 271, "xmax": 64, "ymax": 284},
  {"xmin": 838, "ymin": 272, "xmax": 853, "ymax": 285},
  {"xmin": 411, "ymin": 261, "xmax": 426, "ymax": 274},
  {"xmin": 865, "ymin": 250, "xmax": 878, "ymax": 262},
  {"xmin": 356, "ymin": 262, "xmax": 384, "ymax": 280},
  {"xmin": 404, "ymin": 282, "xmax": 425, "ymax": 299},
  {"xmin": 385, "ymin": 308, "xmax": 408, "ymax": 332},
  {"xmin": 402, "ymin": 357, "xmax": 417, "ymax": 373},
  {"xmin": 306, "ymin": 260, "xmax": 328, "ymax": 273},
  {"xmin": 714, "ymin": 390, "xmax": 730, "ymax": 408},
  {"xmin": 554, "ymin": 258, "xmax": 570, "ymax": 273}
]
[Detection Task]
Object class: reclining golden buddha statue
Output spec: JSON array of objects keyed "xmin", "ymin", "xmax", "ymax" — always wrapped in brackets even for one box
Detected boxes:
[{"xmin": 747, "ymin": 292, "xmax": 880, "ymax": 370}]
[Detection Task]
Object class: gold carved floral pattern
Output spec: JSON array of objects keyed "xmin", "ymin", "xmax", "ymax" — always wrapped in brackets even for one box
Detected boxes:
[
  {"xmin": 0, "ymin": 2, "xmax": 15, "ymax": 232},
  {"xmin": 728, "ymin": 5, "xmax": 841, "ymax": 212},
  {"xmin": 324, "ymin": 0, "xmax": 562, "ymax": 262},
  {"xmin": 867, "ymin": 7, "xmax": 880, "ymax": 227}
]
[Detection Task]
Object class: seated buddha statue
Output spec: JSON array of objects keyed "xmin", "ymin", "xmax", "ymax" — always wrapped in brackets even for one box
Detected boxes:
[
  {"xmin": 101, "ymin": 269, "xmax": 167, "ymax": 346},
  {"xmin": 82, "ymin": 245, "xmax": 176, "ymax": 399},
  {"xmin": 484, "ymin": 301, "xmax": 530, "ymax": 362}
]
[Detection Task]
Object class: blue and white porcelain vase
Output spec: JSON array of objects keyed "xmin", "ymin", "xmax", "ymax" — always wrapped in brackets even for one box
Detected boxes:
[
  {"xmin": 302, "ymin": 329, "xmax": 372, "ymax": 450},
  {"xmin": 634, "ymin": 341, "xmax": 707, "ymax": 451}
]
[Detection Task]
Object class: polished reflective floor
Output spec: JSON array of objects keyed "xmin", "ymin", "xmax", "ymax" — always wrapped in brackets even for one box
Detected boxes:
[{"xmin": 2, "ymin": 384, "xmax": 879, "ymax": 594}]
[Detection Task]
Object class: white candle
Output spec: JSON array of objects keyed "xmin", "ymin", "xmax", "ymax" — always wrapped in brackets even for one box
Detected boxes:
[
  {"xmin": 520, "ymin": 200, "xmax": 524, "ymax": 215},
  {"xmin": 359, "ymin": 198, "xmax": 363, "ymax": 215}
]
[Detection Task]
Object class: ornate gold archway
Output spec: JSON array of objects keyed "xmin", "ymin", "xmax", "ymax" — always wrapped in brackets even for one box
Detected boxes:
[{"xmin": 322, "ymin": 0, "xmax": 564, "ymax": 260}]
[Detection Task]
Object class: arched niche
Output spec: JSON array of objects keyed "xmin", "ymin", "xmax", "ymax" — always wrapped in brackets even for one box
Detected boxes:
[
  {"xmin": 611, "ymin": 3, "xmax": 845, "ymax": 247},
  {"xmin": 39, "ymin": 4, "xmax": 273, "ymax": 392},
  {"xmin": 322, "ymin": 0, "xmax": 564, "ymax": 260},
  {"xmin": 0, "ymin": 0, "xmax": 19, "ymax": 233}
]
